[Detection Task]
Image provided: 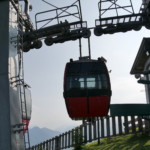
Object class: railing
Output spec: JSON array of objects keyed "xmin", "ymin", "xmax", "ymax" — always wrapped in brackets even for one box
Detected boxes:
[
  {"xmin": 35, "ymin": 5, "xmax": 81, "ymax": 30},
  {"xmin": 31, "ymin": 115, "xmax": 150, "ymax": 150}
]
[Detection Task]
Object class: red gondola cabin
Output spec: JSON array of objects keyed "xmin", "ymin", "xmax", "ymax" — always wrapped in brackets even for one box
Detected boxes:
[{"xmin": 63, "ymin": 57, "xmax": 111, "ymax": 120}]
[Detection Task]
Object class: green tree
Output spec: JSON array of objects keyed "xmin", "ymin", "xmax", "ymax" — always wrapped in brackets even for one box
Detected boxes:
[
  {"xmin": 37, "ymin": 143, "xmax": 43, "ymax": 150},
  {"xmin": 72, "ymin": 127, "xmax": 85, "ymax": 150}
]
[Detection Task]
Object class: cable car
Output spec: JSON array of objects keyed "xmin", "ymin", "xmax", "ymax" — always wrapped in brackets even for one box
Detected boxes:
[{"xmin": 63, "ymin": 57, "xmax": 112, "ymax": 120}]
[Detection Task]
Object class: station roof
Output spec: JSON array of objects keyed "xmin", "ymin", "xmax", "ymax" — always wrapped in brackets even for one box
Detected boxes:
[{"xmin": 130, "ymin": 38, "xmax": 150, "ymax": 75}]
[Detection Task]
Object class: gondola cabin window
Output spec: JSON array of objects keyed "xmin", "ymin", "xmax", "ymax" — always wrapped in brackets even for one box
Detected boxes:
[{"xmin": 66, "ymin": 74, "xmax": 108, "ymax": 91}]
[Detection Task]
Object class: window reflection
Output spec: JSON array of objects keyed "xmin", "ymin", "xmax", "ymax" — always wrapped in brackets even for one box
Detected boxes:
[{"xmin": 66, "ymin": 74, "xmax": 108, "ymax": 91}]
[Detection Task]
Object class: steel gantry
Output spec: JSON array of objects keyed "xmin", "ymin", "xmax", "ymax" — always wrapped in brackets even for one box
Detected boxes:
[{"xmin": 22, "ymin": 0, "xmax": 150, "ymax": 52}]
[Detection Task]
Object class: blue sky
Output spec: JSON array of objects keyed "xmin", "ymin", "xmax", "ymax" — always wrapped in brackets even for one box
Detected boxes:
[{"xmin": 24, "ymin": 0, "xmax": 149, "ymax": 130}]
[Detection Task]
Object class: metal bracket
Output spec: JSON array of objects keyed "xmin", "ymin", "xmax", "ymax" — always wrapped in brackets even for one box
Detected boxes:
[
  {"xmin": 137, "ymin": 79, "xmax": 150, "ymax": 84},
  {"xmin": 12, "ymin": 123, "xmax": 24, "ymax": 128},
  {"xmin": 13, "ymin": 129, "xmax": 24, "ymax": 134}
]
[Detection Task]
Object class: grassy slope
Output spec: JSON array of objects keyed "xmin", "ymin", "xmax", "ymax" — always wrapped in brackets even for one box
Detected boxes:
[{"xmin": 82, "ymin": 133, "xmax": 150, "ymax": 150}]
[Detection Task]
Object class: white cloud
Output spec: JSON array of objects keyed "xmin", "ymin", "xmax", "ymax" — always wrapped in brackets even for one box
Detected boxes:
[{"xmin": 111, "ymin": 76, "xmax": 146, "ymax": 104}]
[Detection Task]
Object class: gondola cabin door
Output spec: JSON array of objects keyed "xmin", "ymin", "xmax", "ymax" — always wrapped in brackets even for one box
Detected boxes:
[{"xmin": 63, "ymin": 58, "xmax": 111, "ymax": 120}]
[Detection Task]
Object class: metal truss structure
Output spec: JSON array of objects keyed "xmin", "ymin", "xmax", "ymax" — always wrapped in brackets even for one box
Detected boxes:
[
  {"xmin": 11, "ymin": 0, "xmax": 34, "ymax": 32},
  {"xmin": 94, "ymin": 0, "xmax": 150, "ymax": 36},
  {"xmin": 21, "ymin": 0, "xmax": 150, "ymax": 52},
  {"xmin": 23, "ymin": 0, "xmax": 91, "ymax": 53}
]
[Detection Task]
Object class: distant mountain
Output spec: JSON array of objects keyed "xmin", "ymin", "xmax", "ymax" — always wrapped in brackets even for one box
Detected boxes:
[
  {"xmin": 29, "ymin": 127, "xmax": 60, "ymax": 146},
  {"xmin": 56, "ymin": 124, "xmax": 79, "ymax": 133}
]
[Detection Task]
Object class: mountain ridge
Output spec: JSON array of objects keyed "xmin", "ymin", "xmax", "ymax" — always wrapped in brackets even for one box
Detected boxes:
[{"xmin": 29, "ymin": 126, "xmax": 60, "ymax": 146}]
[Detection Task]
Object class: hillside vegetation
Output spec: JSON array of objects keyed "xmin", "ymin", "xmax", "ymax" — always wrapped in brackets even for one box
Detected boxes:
[{"xmin": 81, "ymin": 133, "xmax": 150, "ymax": 150}]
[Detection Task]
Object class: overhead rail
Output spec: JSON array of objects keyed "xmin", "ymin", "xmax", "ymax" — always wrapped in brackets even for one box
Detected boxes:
[
  {"xmin": 23, "ymin": 0, "xmax": 91, "ymax": 52},
  {"xmin": 17, "ymin": 0, "xmax": 150, "ymax": 52},
  {"xmin": 94, "ymin": 0, "xmax": 150, "ymax": 36}
]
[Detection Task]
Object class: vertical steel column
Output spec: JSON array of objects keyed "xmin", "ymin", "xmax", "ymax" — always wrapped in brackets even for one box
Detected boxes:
[
  {"xmin": 88, "ymin": 37, "xmax": 91, "ymax": 59},
  {"xmin": 97, "ymin": 117, "xmax": 101, "ymax": 144},
  {"xmin": 78, "ymin": 0, "xmax": 83, "ymax": 57},
  {"xmin": 0, "ymin": 1, "xmax": 11, "ymax": 150}
]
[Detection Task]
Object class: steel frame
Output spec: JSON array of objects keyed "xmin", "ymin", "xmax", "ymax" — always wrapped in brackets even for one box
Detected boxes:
[
  {"xmin": 35, "ymin": 5, "xmax": 81, "ymax": 29},
  {"xmin": 23, "ymin": 0, "xmax": 91, "ymax": 53},
  {"xmin": 94, "ymin": 0, "xmax": 150, "ymax": 36},
  {"xmin": 10, "ymin": 0, "xmax": 33, "ymax": 32},
  {"xmin": 36, "ymin": 0, "xmax": 83, "ymax": 29}
]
